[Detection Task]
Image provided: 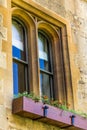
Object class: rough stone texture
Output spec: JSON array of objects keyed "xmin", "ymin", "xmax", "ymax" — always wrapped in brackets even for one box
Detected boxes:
[
  {"xmin": 0, "ymin": 0, "xmax": 7, "ymax": 7},
  {"xmin": 0, "ymin": 39, "xmax": 2, "ymax": 51},
  {"xmin": 0, "ymin": 14, "xmax": 3, "ymax": 24},
  {"xmin": 0, "ymin": 26, "xmax": 7, "ymax": 41},
  {"xmin": 0, "ymin": 52, "xmax": 6, "ymax": 69},
  {"xmin": 7, "ymin": 117, "xmax": 60, "ymax": 130},
  {"xmin": 0, "ymin": 0, "xmax": 12, "ymax": 130},
  {"xmin": 33, "ymin": 0, "xmax": 66, "ymax": 17},
  {"xmin": 0, "ymin": 105, "xmax": 7, "ymax": 130},
  {"xmin": 73, "ymin": 0, "xmax": 87, "ymax": 113},
  {"xmin": 0, "ymin": 79, "xmax": 3, "ymax": 91},
  {"xmin": 6, "ymin": 109, "xmax": 61, "ymax": 130},
  {"xmin": 0, "ymin": 13, "xmax": 7, "ymax": 69},
  {"xmin": 0, "ymin": 14, "xmax": 3, "ymax": 51}
]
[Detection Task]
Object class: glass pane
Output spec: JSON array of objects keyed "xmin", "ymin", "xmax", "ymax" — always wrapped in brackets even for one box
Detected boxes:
[
  {"xmin": 40, "ymin": 72, "xmax": 52, "ymax": 99},
  {"xmin": 12, "ymin": 20, "xmax": 26, "ymax": 61},
  {"xmin": 38, "ymin": 32, "xmax": 50, "ymax": 71},
  {"xmin": 13, "ymin": 62, "xmax": 27, "ymax": 94}
]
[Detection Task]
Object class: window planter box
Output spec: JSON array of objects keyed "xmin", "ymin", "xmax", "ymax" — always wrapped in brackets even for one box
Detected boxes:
[{"xmin": 12, "ymin": 96, "xmax": 87, "ymax": 130}]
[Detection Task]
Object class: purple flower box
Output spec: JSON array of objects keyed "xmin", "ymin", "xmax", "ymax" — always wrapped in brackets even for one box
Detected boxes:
[{"xmin": 12, "ymin": 96, "xmax": 87, "ymax": 130}]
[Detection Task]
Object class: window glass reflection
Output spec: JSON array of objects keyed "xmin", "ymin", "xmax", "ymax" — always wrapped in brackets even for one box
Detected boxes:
[
  {"xmin": 12, "ymin": 20, "xmax": 26, "ymax": 61},
  {"xmin": 38, "ymin": 32, "xmax": 50, "ymax": 71}
]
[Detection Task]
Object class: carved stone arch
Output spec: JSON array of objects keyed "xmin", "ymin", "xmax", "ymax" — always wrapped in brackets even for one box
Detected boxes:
[
  {"xmin": 37, "ymin": 21, "xmax": 59, "ymax": 41},
  {"xmin": 11, "ymin": 7, "xmax": 35, "ymax": 28}
]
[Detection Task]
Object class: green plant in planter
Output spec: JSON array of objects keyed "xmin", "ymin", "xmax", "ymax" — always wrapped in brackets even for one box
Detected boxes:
[
  {"xmin": 14, "ymin": 91, "xmax": 29, "ymax": 98},
  {"xmin": 26, "ymin": 92, "xmax": 34, "ymax": 99},
  {"xmin": 50, "ymin": 100, "xmax": 59, "ymax": 107},
  {"xmin": 59, "ymin": 104, "xmax": 68, "ymax": 111},
  {"xmin": 50, "ymin": 100, "xmax": 67, "ymax": 110},
  {"xmin": 32, "ymin": 95, "xmax": 40, "ymax": 102},
  {"xmin": 69, "ymin": 109, "xmax": 87, "ymax": 118},
  {"xmin": 14, "ymin": 91, "xmax": 33, "ymax": 98},
  {"xmin": 14, "ymin": 91, "xmax": 40, "ymax": 102},
  {"xmin": 41, "ymin": 95, "xmax": 50, "ymax": 104},
  {"xmin": 80, "ymin": 112, "xmax": 87, "ymax": 118}
]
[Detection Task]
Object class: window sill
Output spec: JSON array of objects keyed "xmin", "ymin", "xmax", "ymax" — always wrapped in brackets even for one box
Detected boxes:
[{"xmin": 12, "ymin": 96, "xmax": 87, "ymax": 130}]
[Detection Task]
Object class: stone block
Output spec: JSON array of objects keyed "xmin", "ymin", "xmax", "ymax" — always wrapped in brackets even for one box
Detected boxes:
[
  {"xmin": 0, "ymin": 14, "xmax": 3, "ymax": 25},
  {"xmin": 0, "ymin": 27, "xmax": 7, "ymax": 41},
  {"xmin": 0, "ymin": 79, "xmax": 3, "ymax": 92},
  {"xmin": 0, "ymin": 39, "xmax": 2, "ymax": 51},
  {"xmin": 0, "ymin": 52, "xmax": 6, "ymax": 69},
  {"xmin": 0, "ymin": 105, "xmax": 7, "ymax": 130},
  {"xmin": 0, "ymin": 0, "xmax": 7, "ymax": 7}
]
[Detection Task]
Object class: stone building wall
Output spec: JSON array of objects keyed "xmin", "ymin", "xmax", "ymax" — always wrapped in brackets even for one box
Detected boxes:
[
  {"xmin": 0, "ymin": 0, "xmax": 13, "ymax": 129},
  {"xmin": 0, "ymin": 0, "xmax": 87, "ymax": 130},
  {"xmin": 33, "ymin": 0, "xmax": 87, "ymax": 112}
]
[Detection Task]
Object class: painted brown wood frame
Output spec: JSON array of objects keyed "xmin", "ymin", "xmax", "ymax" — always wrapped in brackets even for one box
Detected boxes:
[{"xmin": 11, "ymin": 0, "xmax": 74, "ymax": 108}]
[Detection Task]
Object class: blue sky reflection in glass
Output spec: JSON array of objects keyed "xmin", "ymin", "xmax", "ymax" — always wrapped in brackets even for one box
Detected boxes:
[
  {"xmin": 12, "ymin": 21, "xmax": 25, "ymax": 61},
  {"xmin": 38, "ymin": 33, "xmax": 49, "ymax": 71}
]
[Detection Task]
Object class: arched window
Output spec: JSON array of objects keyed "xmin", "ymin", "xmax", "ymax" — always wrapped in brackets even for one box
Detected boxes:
[
  {"xmin": 12, "ymin": 3, "xmax": 74, "ymax": 113},
  {"xmin": 38, "ymin": 31, "xmax": 53, "ymax": 99},
  {"xmin": 12, "ymin": 18, "xmax": 28, "ymax": 95}
]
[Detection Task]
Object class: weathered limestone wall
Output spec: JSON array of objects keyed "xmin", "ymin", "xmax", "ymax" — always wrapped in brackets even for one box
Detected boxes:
[
  {"xmin": 64, "ymin": 0, "xmax": 87, "ymax": 113},
  {"xmin": 74, "ymin": 0, "xmax": 87, "ymax": 112},
  {"xmin": 7, "ymin": 110, "xmax": 61, "ymax": 130},
  {"xmin": 0, "ymin": 0, "xmax": 12, "ymax": 129},
  {"xmin": 0, "ymin": 0, "xmax": 87, "ymax": 130},
  {"xmin": 33, "ymin": 0, "xmax": 87, "ymax": 113}
]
